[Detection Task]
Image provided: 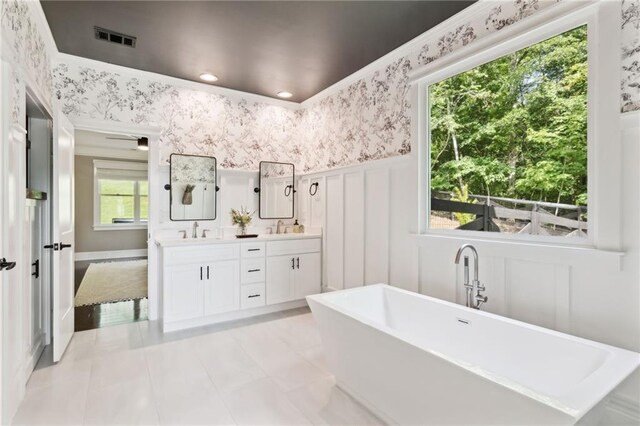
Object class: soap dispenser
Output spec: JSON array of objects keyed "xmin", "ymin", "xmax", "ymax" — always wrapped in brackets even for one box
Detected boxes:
[{"xmin": 293, "ymin": 219, "xmax": 301, "ymax": 233}]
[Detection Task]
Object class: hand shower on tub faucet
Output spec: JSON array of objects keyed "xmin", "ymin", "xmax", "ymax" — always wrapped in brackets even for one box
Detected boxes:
[{"xmin": 454, "ymin": 244, "xmax": 488, "ymax": 310}]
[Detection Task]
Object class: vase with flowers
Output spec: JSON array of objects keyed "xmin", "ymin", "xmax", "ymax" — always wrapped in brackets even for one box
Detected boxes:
[{"xmin": 230, "ymin": 206, "xmax": 254, "ymax": 236}]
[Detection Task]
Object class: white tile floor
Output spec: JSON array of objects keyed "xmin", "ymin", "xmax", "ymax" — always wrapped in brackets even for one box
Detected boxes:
[{"xmin": 13, "ymin": 308, "xmax": 384, "ymax": 426}]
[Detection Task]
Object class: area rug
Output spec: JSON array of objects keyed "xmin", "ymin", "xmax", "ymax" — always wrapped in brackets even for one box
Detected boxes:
[{"xmin": 75, "ymin": 259, "xmax": 148, "ymax": 307}]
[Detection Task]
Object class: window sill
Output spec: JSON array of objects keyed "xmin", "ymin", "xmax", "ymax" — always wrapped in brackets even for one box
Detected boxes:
[
  {"xmin": 93, "ymin": 224, "xmax": 148, "ymax": 231},
  {"xmin": 411, "ymin": 232, "xmax": 624, "ymax": 272}
]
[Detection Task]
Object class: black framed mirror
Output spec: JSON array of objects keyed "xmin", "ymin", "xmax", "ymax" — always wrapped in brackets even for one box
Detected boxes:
[
  {"xmin": 169, "ymin": 153, "xmax": 217, "ymax": 221},
  {"xmin": 256, "ymin": 161, "xmax": 295, "ymax": 219}
]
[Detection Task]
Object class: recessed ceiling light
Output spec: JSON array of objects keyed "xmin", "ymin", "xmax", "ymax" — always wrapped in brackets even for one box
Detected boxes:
[
  {"xmin": 277, "ymin": 91, "xmax": 293, "ymax": 99},
  {"xmin": 199, "ymin": 73, "xmax": 218, "ymax": 82}
]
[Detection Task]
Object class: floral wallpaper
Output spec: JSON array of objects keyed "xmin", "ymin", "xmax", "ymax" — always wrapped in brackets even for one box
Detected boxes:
[
  {"xmin": 53, "ymin": 63, "xmax": 303, "ymax": 169},
  {"xmin": 622, "ymin": 0, "xmax": 640, "ymax": 113},
  {"xmin": 296, "ymin": 0, "xmax": 567, "ymax": 172},
  {"xmin": 52, "ymin": 0, "xmax": 639, "ymax": 174},
  {"xmin": 297, "ymin": 57, "xmax": 412, "ymax": 172},
  {"xmin": 1, "ymin": 0, "xmax": 53, "ymax": 108}
]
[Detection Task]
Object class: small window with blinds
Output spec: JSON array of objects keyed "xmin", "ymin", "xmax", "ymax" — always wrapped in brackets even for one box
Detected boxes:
[{"xmin": 93, "ymin": 160, "xmax": 148, "ymax": 230}]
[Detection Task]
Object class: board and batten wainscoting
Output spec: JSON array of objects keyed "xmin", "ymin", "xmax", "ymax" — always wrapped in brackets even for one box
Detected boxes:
[{"xmin": 296, "ymin": 111, "xmax": 640, "ymax": 423}]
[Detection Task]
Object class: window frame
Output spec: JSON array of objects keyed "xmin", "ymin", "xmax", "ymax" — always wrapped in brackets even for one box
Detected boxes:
[
  {"xmin": 93, "ymin": 159, "xmax": 149, "ymax": 230},
  {"xmin": 414, "ymin": 2, "xmax": 621, "ymax": 250}
]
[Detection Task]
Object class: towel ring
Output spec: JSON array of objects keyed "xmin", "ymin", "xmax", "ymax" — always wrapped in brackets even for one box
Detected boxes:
[
  {"xmin": 284, "ymin": 185, "xmax": 294, "ymax": 197},
  {"xmin": 309, "ymin": 182, "xmax": 319, "ymax": 196}
]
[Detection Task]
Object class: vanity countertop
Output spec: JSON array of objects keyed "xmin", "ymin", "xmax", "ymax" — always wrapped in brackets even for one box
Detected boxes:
[{"xmin": 155, "ymin": 232, "xmax": 322, "ymax": 247}]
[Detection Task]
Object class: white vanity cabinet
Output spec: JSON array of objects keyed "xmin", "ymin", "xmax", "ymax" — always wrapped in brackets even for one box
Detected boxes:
[
  {"xmin": 158, "ymin": 235, "xmax": 321, "ymax": 332},
  {"xmin": 240, "ymin": 242, "xmax": 266, "ymax": 309},
  {"xmin": 204, "ymin": 260, "xmax": 240, "ymax": 315},
  {"xmin": 161, "ymin": 243, "xmax": 240, "ymax": 329},
  {"xmin": 266, "ymin": 239, "xmax": 321, "ymax": 305},
  {"xmin": 164, "ymin": 263, "xmax": 205, "ymax": 322}
]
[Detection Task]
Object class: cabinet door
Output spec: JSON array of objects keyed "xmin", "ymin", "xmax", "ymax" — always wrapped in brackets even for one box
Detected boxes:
[
  {"xmin": 295, "ymin": 252, "xmax": 321, "ymax": 299},
  {"xmin": 204, "ymin": 260, "xmax": 240, "ymax": 316},
  {"xmin": 266, "ymin": 255, "xmax": 295, "ymax": 305},
  {"xmin": 165, "ymin": 265, "xmax": 204, "ymax": 321}
]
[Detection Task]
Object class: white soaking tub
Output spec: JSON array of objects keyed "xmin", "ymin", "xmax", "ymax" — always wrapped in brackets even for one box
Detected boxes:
[{"xmin": 307, "ymin": 284, "xmax": 640, "ymax": 425}]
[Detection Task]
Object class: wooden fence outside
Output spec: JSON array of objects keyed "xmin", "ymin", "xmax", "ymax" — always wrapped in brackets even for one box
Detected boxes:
[{"xmin": 431, "ymin": 193, "xmax": 587, "ymax": 237}]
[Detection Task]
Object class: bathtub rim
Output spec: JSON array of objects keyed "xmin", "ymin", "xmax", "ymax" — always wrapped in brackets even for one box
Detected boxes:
[{"xmin": 307, "ymin": 284, "xmax": 640, "ymax": 421}]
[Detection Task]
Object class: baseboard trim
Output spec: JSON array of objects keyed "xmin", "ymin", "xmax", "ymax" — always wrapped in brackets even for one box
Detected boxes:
[
  {"xmin": 162, "ymin": 299, "xmax": 308, "ymax": 333},
  {"xmin": 75, "ymin": 249, "xmax": 148, "ymax": 262},
  {"xmin": 607, "ymin": 394, "xmax": 640, "ymax": 423}
]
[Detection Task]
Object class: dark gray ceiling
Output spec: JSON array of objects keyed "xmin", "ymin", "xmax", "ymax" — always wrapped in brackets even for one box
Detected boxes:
[{"xmin": 41, "ymin": 1, "xmax": 474, "ymax": 102}]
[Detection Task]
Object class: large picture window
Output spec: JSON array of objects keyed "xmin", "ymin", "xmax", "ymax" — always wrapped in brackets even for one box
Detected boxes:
[
  {"xmin": 428, "ymin": 25, "xmax": 588, "ymax": 239},
  {"xmin": 93, "ymin": 160, "xmax": 148, "ymax": 229}
]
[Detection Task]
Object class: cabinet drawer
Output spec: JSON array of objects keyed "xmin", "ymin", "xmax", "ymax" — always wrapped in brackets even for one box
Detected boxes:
[
  {"xmin": 267, "ymin": 238, "xmax": 321, "ymax": 256},
  {"xmin": 164, "ymin": 244, "xmax": 239, "ymax": 266},
  {"xmin": 241, "ymin": 242, "xmax": 266, "ymax": 259},
  {"xmin": 241, "ymin": 283, "xmax": 265, "ymax": 309},
  {"xmin": 241, "ymin": 258, "xmax": 265, "ymax": 284}
]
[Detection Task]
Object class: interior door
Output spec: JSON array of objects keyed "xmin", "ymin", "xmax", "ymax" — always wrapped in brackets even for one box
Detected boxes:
[
  {"xmin": 1, "ymin": 61, "xmax": 27, "ymax": 423},
  {"xmin": 51, "ymin": 111, "xmax": 75, "ymax": 362}
]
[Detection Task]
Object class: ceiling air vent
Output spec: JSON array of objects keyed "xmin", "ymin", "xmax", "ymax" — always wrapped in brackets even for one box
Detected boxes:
[{"xmin": 94, "ymin": 26, "xmax": 136, "ymax": 48}]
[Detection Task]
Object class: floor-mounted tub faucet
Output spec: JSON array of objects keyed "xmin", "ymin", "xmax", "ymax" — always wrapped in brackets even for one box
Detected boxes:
[{"xmin": 454, "ymin": 244, "xmax": 488, "ymax": 310}]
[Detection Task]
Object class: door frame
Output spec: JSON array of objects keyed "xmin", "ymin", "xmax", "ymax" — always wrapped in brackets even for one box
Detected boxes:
[
  {"xmin": 0, "ymin": 54, "xmax": 55, "ymax": 422},
  {"xmin": 69, "ymin": 118, "xmax": 162, "ymax": 320}
]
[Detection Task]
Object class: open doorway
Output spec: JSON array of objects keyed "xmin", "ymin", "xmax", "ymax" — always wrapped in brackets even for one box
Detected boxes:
[
  {"xmin": 73, "ymin": 130, "xmax": 149, "ymax": 331},
  {"xmin": 24, "ymin": 91, "xmax": 52, "ymax": 378}
]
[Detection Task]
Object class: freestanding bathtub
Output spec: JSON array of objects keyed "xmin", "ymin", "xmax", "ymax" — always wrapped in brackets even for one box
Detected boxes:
[{"xmin": 307, "ymin": 284, "xmax": 640, "ymax": 425}]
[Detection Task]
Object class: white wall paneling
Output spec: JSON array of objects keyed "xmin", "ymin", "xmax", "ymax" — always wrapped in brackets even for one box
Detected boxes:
[
  {"xmin": 343, "ymin": 172, "xmax": 365, "ymax": 289},
  {"xmin": 301, "ymin": 155, "xmax": 415, "ymax": 293},
  {"xmin": 325, "ymin": 174, "xmax": 344, "ymax": 291},
  {"xmin": 388, "ymin": 163, "xmax": 419, "ymax": 292},
  {"xmin": 217, "ymin": 172, "xmax": 256, "ymax": 227},
  {"xmin": 297, "ymin": 176, "xmax": 325, "ymax": 230},
  {"xmin": 364, "ymin": 168, "xmax": 389, "ymax": 285}
]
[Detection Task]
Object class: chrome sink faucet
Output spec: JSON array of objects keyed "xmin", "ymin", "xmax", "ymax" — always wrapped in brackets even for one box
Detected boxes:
[
  {"xmin": 454, "ymin": 244, "xmax": 488, "ymax": 310},
  {"xmin": 276, "ymin": 220, "xmax": 284, "ymax": 234},
  {"xmin": 192, "ymin": 221, "xmax": 199, "ymax": 239}
]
